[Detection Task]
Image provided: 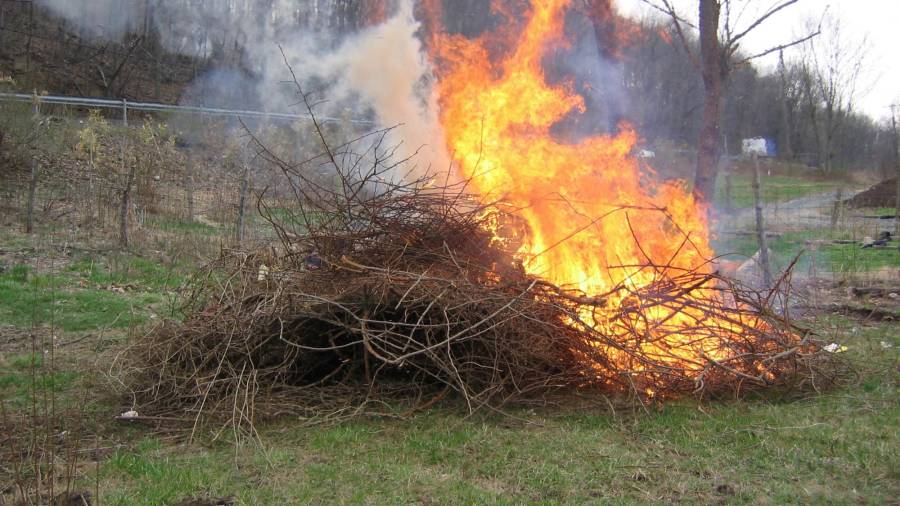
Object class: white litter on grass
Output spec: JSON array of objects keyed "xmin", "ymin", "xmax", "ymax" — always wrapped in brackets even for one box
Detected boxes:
[
  {"xmin": 881, "ymin": 341, "xmax": 894, "ymax": 349},
  {"xmin": 257, "ymin": 264, "xmax": 269, "ymax": 281},
  {"xmin": 120, "ymin": 410, "xmax": 139, "ymax": 419},
  {"xmin": 823, "ymin": 343, "xmax": 848, "ymax": 353}
]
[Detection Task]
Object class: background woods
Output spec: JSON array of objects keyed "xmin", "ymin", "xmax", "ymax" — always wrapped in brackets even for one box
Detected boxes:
[{"xmin": 0, "ymin": 0, "xmax": 893, "ymax": 180}]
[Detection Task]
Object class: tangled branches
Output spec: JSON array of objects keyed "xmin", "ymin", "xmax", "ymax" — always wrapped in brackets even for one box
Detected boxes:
[{"xmin": 114, "ymin": 65, "xmax": 841, "ymax": 430}]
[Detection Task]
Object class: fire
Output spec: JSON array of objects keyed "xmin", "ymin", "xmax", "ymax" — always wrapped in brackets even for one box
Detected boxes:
[{"xmin": 427, "ymin": 0, "xmax": 743, "ymax": 377}]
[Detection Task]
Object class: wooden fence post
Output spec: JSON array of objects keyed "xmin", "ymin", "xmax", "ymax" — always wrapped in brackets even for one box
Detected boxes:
[
  {"xmin": 25, "ymin": 93, "xmax": 39, "ymax": 233},
  {"xmin": 25, "ymin": 157, "xmax": 37, "ymax": 233},
  {"xmin": 119, "ymin": 166, "xmax": 135, "ymax": 247},
  {"xmin": 830, "ymin": 188, "xmax": 843, "ymax": 232},
  {"xmin": 185, "ymin": 152, "xmax": 195, "ymax": 223},
  {"xmin": 118, "ymin": 99, "xmax": 133, "ymax": 248},
  {"xmin": 236, "ymin": 164, "xmax": 250, "ymax": 245},
  {"xmin": 751, "ymin": 155, "xmax": 772, "ymax": 287}
]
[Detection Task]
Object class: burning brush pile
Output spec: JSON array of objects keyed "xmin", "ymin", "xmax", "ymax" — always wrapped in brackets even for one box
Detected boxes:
[
  {"xmin": 116, "ymin": 128, "xmax": 835, "ymax": 425},
  {"xmin": 116, "ymin": 0, "xmax": 839, "ymax": 426}
]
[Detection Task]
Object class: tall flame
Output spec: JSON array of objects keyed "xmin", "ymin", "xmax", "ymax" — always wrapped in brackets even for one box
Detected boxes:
[
  {"xmin": 429, "ymin": 0, "xmax": 738, "ymax": 374},
  {"xmin": 432, "ymin": 0, "xmax": 711, "ymax": 298}
]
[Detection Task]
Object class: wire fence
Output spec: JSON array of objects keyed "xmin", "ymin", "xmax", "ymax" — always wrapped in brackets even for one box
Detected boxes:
[
  {"xmin": 0, "ymin": 92, "xmax": 375, "ymax": 125},
  {"xmin": 712, "ymin": 159, "xmax": 899, "ymax": 287},
  {"xmin": 0, "ymin": 94, "xmax": 377, "ymax": 264},
  {"xmin": 1, "ymin": 95, "xmax": 898, "ymax": 289}
]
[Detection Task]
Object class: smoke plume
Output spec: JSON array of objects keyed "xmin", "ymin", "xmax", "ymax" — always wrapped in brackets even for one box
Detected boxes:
[{"xmin": 36, "ymin": 0, "xmax": 448, "ymax": 177}]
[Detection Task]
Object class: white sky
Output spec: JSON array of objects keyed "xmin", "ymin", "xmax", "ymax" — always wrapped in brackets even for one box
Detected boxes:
[{"xmin": 614, "ymin": 0, "xmax": 900, "ymax": 122}]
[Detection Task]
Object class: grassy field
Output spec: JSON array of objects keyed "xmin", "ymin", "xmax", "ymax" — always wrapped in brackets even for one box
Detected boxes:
[
  {"xmin": 0, "ymin": 251, "xmax": 188, "ymax": 332},
  {"xmin": 714, "ymin": 172, "xmax": 853, "ymax": 209},
  {"xmin": 3, "ymin": 315, "xmax": 897, "ymax": 505},
  {"xmin": 93, "ymin": 333, "xmax": 898, "ymax": 506},
  {"xmin": 710, "ymin": 169, "xmax": 897, "ymax": 281},
  {"xmin": 711, "ymin": 229, "xmax": 900, "ymax": 276},
  {"xmin": 1, "ymin": 230, "xmax": 898, "ymax": 505}
]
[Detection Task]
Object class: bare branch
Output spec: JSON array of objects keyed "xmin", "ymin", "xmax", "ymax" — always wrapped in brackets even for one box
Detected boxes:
[
  {"xmin": 728, "ymin": 0, "xmax": 801, "ymax": 47},
  {"xmin": 638, "ymin": 0, "xmax": 697, "ymax": 29},
  {"xmin": 640, "ymin": 0, "xmax": 700, "ymax": 70},
  {"xmin": 735, "ymin": 29, "xmax": 819, "ymax": 66}
]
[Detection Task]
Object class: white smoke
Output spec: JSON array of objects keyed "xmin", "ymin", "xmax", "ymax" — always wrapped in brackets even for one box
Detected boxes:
[
  {"xmin": 35, "ymin": 0, "xmax": 143, "ymax": 39},
  {"xmin": 276, "ymin": 1, "xmax": 448, "ymax": 176},
  {"xmin": 36, "ymin": 0, "xmax": 448, "ymax": 178}
]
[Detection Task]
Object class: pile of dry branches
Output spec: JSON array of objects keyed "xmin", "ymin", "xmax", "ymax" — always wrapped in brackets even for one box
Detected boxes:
[{"xmin": 113, "ymin": 77, "xmax": 841, "ymax": 430}]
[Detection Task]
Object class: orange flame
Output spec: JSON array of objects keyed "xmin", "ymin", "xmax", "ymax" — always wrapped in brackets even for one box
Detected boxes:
[{"xmin": 429, "ymin": 0, "xmax": 740, "ymax": 374}]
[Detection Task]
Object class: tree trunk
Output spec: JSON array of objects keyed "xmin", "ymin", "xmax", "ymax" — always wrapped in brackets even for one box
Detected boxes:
[
  {"xmin": 892, "ymin": 108, "xmax": 900, "ymax": 236},
  {"xmin": 694, "ymin": 0, "xmax": 724, "ymax": 203},
  {"xmin": 893, "ymin": 174, "xmax": 899, "ymax": 237},
  {"xmin": 822, "ymin": 104, "xmax": 835, "ymax": 174},
  {"xmin": 804, "ymin": 80, "xmax": 824, "ymax": 170},
  {"xmin": 26, "ymin": 1, "xmax": 33, "ymax": 73},
  {"xmin": 778, "ymin": 50, "xmax": 794, "ymax": 160}
]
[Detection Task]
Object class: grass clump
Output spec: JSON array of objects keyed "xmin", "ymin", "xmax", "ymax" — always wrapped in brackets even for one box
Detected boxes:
[
  {"xmin": 67, "ymin": 252, "xmax": 189, "ymax": 291},
  {"xmin": 0, "ymin": 353, "xmax": 80, "ymax": 409},
  {"xmin": 0, "ymin": 262, "xmax": 163, "ymax": 332}
]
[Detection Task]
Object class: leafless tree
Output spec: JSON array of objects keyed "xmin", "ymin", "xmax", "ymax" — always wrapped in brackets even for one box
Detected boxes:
[
  {"xmin": 891, "ymin": 104, "xmax": 900, "ymax": 236},
  {"xmin": 777, "ymin": 49, "xmax": 794, "ymax": 160},
  {"xmin": 641, "ymin": 0, "xmax": 819, "ymax": 202},
  {"xmin": 797, "ymin": 14, "xmax": 869, "ymax": 174}
]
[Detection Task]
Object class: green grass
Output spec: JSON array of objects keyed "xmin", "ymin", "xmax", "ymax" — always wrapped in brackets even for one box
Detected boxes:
[
  {"xmin": 1, "ymin": 246, "xmax": 895, "ymax": 504},
  {"xmin": 66, "ymin": 252, "xmax": 189, "ymax": 291},
  {"xmin": 81, "ymin": 315, "xmax": 898, "ymax": 505},
  {"xmin": 823, "ymin": 242, "xmax": 900, "ymax": 274},
  {"xmin": 0, "ymin": 265, "xmax": 152, "ymax": 331},
  {"xmin": 1, "ymin": 214, "xmax": 896, "ymax": 504},
  {"xmin": 0, "ymin": 228, "xmax": 32, "ymax": 250},
  {"xmin": 0, "ymin": 353, "xmax": 81, "ymax": 408},
  {"xmin": 854, "ymin": 207, "xmax": 899, "ymax": 216},
  {"xmin": 715, "ymin": 173, "xmax": 850, "ymax": 209},
  {"xmin": 0, "ymin": 257, "xmax": 176, "ymax": 332},
  {"xmin": 713, "ymin": 229, "xmax": 900, "ymax": 274}
]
